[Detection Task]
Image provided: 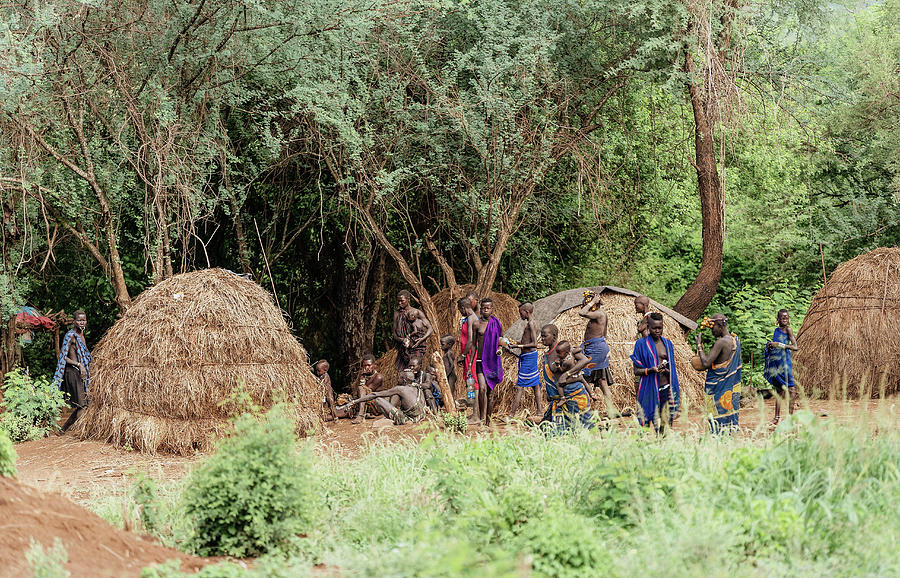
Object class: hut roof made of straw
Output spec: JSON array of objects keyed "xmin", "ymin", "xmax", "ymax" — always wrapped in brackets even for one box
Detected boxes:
[
  {"xmin": 491, "ymin": 287, "xmax": 705, "ymax": 418},
  {"xmin": 374, "ymin": 285, "xmax": 520, "ymax": 389},
  {"xmin": 796, "ymin": 247, "xmax": 900, "ymax": 399},
  {"xmin": 76, "ymin": 268, "xmax": 322, "ymax": 454}
]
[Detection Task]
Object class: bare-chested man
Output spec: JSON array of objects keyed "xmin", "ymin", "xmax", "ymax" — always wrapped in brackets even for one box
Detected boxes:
[
  {"xmin": 393, "ymin": 290, "xmax": 414, "ymax": 371},
  {"xmin": 634, "ymin": 295, "xmax": 651, "ymax": 339},
  {"xmin": 337, "ymin": 384, "xmax": 427, "ymax": 426},
  {"xmin": 695, "ymin": 314, "xmax": 743, "ymax": 432},
  {"xmin": 401, "ymin": 357, "xmax": 438, "ymax": 413},
  {"xmin": 473, "ymin": 298, "xmax": 503, "ymax": 426},
  {"xmin": 54, "ymin": 310, "xmax": 91, "ymax": 432},
  {"xmin": 505, "ymin": 302, "xmax": 543, "ymax": 419},
  {"xmin": 457, "ymin": 297, "xmax": 480, "ymax": 422},
  {"xmin": 539, "ymin": 326, "xmax": 595, "ymax": 431},
  {"xmin": 405, "ymin": 307, "xmax": 433, "ymax": 365},
  {"xmin": 578, "ymin": 292, "xmax": 613, "ymax": 409},
  {"xmin": 352, "ymin": 354, "xmax": 384, "ymax": 424}
]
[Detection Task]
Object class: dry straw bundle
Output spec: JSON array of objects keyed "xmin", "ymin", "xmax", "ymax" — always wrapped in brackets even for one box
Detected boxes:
[
  {"xmin": 375, "ymin": 284, "xmax": 520, "ymax": 390},
  {"xmin": 76, "ymin": 269, "xmax": 322, "ymax": 454},
  {"xmin": 492, "ymin": 288, "xmax": 705, "ymax": 417},
  {"xmin": 796, "ymin": 247, "xmax": 900, "ymax": 399}
]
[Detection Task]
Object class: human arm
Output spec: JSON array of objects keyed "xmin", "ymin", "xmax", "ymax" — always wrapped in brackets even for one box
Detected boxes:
[
  {"xmin": 392, "ymin": 310, "xmax": 407, "ymax": 343},
  {"xmin": 338, "ymin": 386, "xmax": 404, "ymax": 409},
  {"xmin": 695, "ymin": 334, "xmax": 731, "ymax": 369},
  {"xmin": 66, "ymin": 340, "xmax": 86, "ymax": 376},
  {"xmin": 323, "ymin": 377, "xmax": 337, "ymax": 420},
  {"xmin": 515, "ymin": 321, "xmax": 540, "ymax": 349},
  {"xmin": 785, "ymin": 326, "xmax": 799, "ymax": 351},
  {"xmin": 633, "ymin": 362, "xmax": 659, "ymax": 377},
  {"xmin": 413, "ymin": 315, "xmax": 433, "ymax": 348},
  {"xmin": 578, "ymin": 294, "xmax": 602, "ymax": 318},
  {"xmin": 560, "ymin": 351, "xmax": 590, "ymax": 383}
]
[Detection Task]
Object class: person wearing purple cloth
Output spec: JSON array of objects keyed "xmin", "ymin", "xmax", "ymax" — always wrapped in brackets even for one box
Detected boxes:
[{"xmin": 473, "ymin": 297, "xmax": 503, "ymax": 425}]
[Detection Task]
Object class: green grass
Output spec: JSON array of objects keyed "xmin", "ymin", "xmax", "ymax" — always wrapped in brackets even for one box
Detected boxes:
[{"xmin": 89, "ymin": 409, "xmax": 900, "ymax": 577}]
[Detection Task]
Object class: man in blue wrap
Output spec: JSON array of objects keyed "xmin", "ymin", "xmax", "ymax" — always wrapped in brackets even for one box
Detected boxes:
[
  {"xmin": 578, "ymin": 291, "xmax": 613, "ymax": 410},
  {"xmin": 503, "ymin": 302, "xmax": 543, "ymax": 420},
  {"xmin": 53, "ymin": 310, "xmax": 92, "ymax": 432},
  {"xmin": 630, "ymin": 312, "xmax": 680, "ymax": 434},
  {"xmin": 764, "ymin": 309, "xmax": 799, "ymax": 425},
  {"xmin": 695, "ymin": 314, "xmax": 742, "ymax": 433}
]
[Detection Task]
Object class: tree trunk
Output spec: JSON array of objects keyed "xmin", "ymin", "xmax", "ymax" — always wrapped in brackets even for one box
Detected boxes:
[
  {"xmin": 339, "ymin": 242, "xmax": 377, "ymax": 377},
  {"xmin": 673, "ymin": 51, "xmax": 724, "ymax": 321}
]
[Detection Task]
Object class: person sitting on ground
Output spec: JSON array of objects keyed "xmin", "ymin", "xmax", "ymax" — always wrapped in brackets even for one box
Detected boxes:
[
  {"xmin": 539, "ymin": 325, "xmax": 594, "ymax": 432},
  {"xmin": 504, "ymin": 302, "xmax": 543, "ymax": 420},
  {"xmin": 352, "ymin": 354, "xmax": 384, "ymax": 424},
  {"xmin": 401, "ymin": 357, "xmax": 438, "ymax": 413},
  {"xmin": 53, "ymin": 310, "xmax": 92, "ymax": 432},
  {"xmin": 695, "ymin": 314, "xmax": 742, "ymax": 433},
  {"xmin": 337, "ymin": 383, "xmax": 428, "ymax": 425},
  {"xmin": 405, "ymin": 307, "xmax": 433, "ymax": 365},
  {"xmin": 440, "ymin": 335, "xmax": 459, "ymax": 401},
  {"xmin": 764, "ymin": 309, "xmax": 799, "ymax": 425},
  {"xmin": 314, "ymin": 359, "xmax": 338, "ymax": 421},
  {"xmin": 630, "ymin": 312, "xmax": 681, "ymax": 434},
  {"xmin": 578, "ymin": 291, "xmax": 614, "ymax": 409}
]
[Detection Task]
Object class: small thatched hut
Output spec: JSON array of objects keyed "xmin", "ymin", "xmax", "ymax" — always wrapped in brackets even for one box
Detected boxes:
[
  {"xmin": 796, "ymin": 247, "xmax": 900, "ymax": 399},
  {"xmin": 493, "ymin": 286, "xmax": 703, "ymax": 417},
  {"xmin": 375, "ymin": 285, "xmax": 520, "ymax": 390},
  {"xmin": 76, "ymin": 269, "xmax": 322, "ymax": 454}
]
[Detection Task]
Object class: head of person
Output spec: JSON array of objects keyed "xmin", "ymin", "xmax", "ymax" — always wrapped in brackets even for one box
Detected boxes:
[
  {"xmin": 440, "ymin": 334, "xmax": 455, "ymax": 351},
  {"xmin": 540, "ymin": 324, "xmax": 559, "ymax": 347},
  {"xmin": 518, "ymin": 302, "xmax": 534, "ymax": 320},
  {"xmin": 73, "ymin": 310, "xmax": 87, "ymax": 333},
  {"xmin": 777, "ymin": 309, "xmax": 789, "ymax": 327},
  {"xmin": 634, "ymin": 295, "xmax": 649, "ymax": 314},
  {"xmin": 711, "ymin": 314, "xmax": 728, "ymax": 337},
  {"xmin": 398, "ymin": 290, "xmax": 412, "ymax": 309},
  {"xmin": 314, "ymin": 360, "xmax": 330, "ymax": 376},
  {"xmin": 408, "ymin": 357, "xmax": 421, "ymax": 372},
  {"xmin": 467, "ymin": 291, "xmax": 479, "ymax": 310},
  {"xmin": 456, "ymin": 297, "xmax": 471, "ymax": 316},
  {"xmin": 361, "ymin": 354, "xmax": 376, "ymax": 375},
  {"xmin": 648, "ymin": 312, "xmax": 664, "ymax": 339},
  {"xmin": 405, "ymin": 307, "xmax": 420, "ymax": 322},
  {"xmin": 556, "ymin": 340, "xmax": 571, "ymax": 358},
  {"xmin": 480, "ymin": 298, "xmax": 493, "ymax": 319}
]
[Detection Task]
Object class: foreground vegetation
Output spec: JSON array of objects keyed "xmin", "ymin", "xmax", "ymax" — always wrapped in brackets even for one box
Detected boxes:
[{"xmin": 80, "ymin": 407, "xmax": 900, "ymax": 577}]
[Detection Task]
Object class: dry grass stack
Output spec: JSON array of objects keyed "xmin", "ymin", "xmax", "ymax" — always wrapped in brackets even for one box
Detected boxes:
[
  {"xmin": 795, "ymin": 247, "xmax": 900, "ymax": 399},
  {"xmin": 76, "ymin": 269, "xmax": 322, "ymax": 454},
  {"xmin": 492, "ymin": 289, "xmax": 705, "ymax": 417},
  {"xmin": 375, "ymin": 285, "xmax": 520, "ymax": 390}
]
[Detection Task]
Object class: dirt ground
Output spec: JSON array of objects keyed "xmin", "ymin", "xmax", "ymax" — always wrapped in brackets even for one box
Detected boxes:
[{"xmin": 6, "ymin": 396, "xmax": 896, "ymax": 577}]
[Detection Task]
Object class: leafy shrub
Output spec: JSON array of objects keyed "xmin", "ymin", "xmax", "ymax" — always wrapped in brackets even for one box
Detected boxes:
[
  {"xmin": 515, "ymin": 513, "xmax": 614, "ymax": 578},
  {"xmin": 183, "ymin": 406, "xmax": 316, "ymax": 557},
  {"xmin": 574, "ymin": 462, "xmax": 674, "ymax": 526},
  {"xmin": 0, "ymin": 428, "xmax": 17, "ymax": 477},
  {"xmin": 0, "ymin": 368, "xmax": 67, "ymax": 442},
  {"xmin": 440, "ymin": 411, "xmax": 468, "ymax": 434},
  {"xmin": 26, "ymin": 538, "xmax": 70, "ymax": 578}
]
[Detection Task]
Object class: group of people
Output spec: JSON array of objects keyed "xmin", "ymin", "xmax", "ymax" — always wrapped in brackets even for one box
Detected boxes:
[{"xmin": 321, "ymin": 289, "xmax": 801, "ymax": 434}]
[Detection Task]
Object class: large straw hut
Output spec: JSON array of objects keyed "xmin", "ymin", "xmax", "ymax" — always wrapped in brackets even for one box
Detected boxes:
[
  {"xmin": 796, "ymin": 247, "xmax": 900, "ymax": 399},
  {"xmin": 375, "ymin": 285, "xmax": 520, "ymax": 390},
  {"xmin": 494, "ymin": 286, "xmax": 703, "ymax": 417},
  {"xmin": 76, "ymin": 269, "xmax": 322, "ymax": 454}
]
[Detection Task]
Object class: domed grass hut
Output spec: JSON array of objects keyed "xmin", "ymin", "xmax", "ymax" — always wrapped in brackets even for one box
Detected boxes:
[
  {"xmin": 495, "ymin": 286, "xmax": 703, "ymax": 417},
  {"xmin": 375, "ymin": 284, "xmax": 520, "ymax": 390},
  {"xmin": 796, "ymin": 248, "xmax": 900, "ymax": 399},
  {"xmin": 75, "ymin": 269, "xmax": 322, "ymax": 454}
]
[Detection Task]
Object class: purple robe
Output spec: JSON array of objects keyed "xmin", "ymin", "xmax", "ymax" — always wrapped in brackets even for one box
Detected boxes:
[{"xmin": 480, "ymin": 316, "xmax": 504, "ymax": 390}]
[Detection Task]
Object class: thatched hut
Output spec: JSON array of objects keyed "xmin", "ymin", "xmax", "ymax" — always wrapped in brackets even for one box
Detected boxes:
[
  {"xmin": 493, "ymin": 286, "xmax": 703, "ymax": 417},
  {"xmin": 796, "ymin": 247, "xmax": 900, "ymax": 399},
  {"xmin": 76, "ymin": 269, "xmax": 322, "ymax": 454},
  {"xmin": 375, "ymin": 285, "xmax": 520, "ymax": 390}
]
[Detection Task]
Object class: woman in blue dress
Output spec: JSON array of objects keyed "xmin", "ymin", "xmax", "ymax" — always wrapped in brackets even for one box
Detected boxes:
[{"xmin": 764, "ymin": 309, "xmax": 799, "ymax": 424}]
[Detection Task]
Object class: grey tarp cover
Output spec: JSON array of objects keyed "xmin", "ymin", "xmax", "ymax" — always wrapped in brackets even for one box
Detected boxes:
[{"xmin": 503, "ymin": 286, "xmax": 697, "ymax": 342}]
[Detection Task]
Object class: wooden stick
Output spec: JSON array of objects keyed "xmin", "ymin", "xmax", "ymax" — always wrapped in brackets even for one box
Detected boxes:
[
  {"xmin": 431, "ymin": 351, "xmax": 457, "ymax": 415},
  {"xmin": 254, "ymin": 218, "xmax": 281, "ymax": 311}
]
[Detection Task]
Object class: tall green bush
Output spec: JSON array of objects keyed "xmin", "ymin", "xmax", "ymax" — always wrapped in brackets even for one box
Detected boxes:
[
  {"xmin": 0, "ymin": 368, "xmax": 67, "ymax": 442},
  {"xmin": 183, "ymin": 407, "xmax": 316, "ymax": 557}
]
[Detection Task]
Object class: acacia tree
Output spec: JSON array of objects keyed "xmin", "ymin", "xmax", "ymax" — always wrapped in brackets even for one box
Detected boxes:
[{"xmin": 297, "ymin": 0, "xmax": 631, "ymax": 342}]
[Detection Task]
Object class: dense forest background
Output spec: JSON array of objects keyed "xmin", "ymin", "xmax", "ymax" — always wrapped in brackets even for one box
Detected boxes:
[{"xmin": 1, "ymin": 0, "xmax": 897, "ymax": 387}]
